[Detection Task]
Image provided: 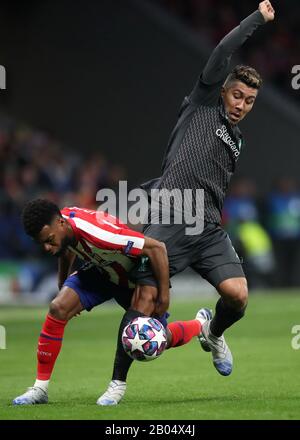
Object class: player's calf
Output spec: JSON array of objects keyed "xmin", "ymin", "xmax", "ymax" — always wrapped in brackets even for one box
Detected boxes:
[
  {"xmin": 13, "ymin": 288, "xmax": 83, "ymax": 406},
  {"xmin": 166, "ymin": 319, "xmax": 203, "ymax": 348},
  {"xmin": 210, "ymin": 277, "xmax": 248, "ymax": 338}
]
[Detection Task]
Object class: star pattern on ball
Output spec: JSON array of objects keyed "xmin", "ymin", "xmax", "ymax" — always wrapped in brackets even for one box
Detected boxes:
[
  {"xmin": 127, "ymin": 330, "xmax": 147, "ymax": 352},
  {"xmin": 150, "ymin": 326, "xmax": 167, "ymax": 349}
]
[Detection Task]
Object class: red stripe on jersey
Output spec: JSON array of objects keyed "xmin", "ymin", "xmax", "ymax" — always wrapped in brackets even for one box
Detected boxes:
[{"xmin": 61, "ymin": 207, "xmax": 144, "ymax": 257}]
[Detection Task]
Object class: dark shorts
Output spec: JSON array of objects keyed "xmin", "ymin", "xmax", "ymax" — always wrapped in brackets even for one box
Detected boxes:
[
  {"xmin": 131, "ymin": 222, "xmax": 245, "ymax": 289},
  {"xmin": 63, "ymin": 265, "xmax": 134, "ymax": 312}
]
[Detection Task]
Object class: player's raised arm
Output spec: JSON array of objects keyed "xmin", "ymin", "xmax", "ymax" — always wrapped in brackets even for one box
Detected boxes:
[
  {"xmin": 191, "ymin": 1, "xmax": 274, "ymax": 102},
  {"xmin": 141, "ymin": 237, "xmax": 170, "ymax": 317}
]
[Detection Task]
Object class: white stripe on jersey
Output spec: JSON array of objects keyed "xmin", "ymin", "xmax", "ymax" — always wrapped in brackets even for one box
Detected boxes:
[
  {"xmin": 102, "ymin": 219, "xmax": 121, "ymax": 230},
  {"xmin": 72, "ymin": 217, "xmax": 145, "ymax": 251}
]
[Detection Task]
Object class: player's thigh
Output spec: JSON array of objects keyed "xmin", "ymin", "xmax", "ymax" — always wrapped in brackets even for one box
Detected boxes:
[
  {"xmin": 191, "ymin": 224, "xmax": 245, "ymax": 288},
  {"xmin": 63, "ymin": 265, "xmax": 135, "ymax": 316},
  {"xmin": 62, "ymin": 266, "xmax": 115, "ymax": 314},
  {"xmin": 130, "ymin": 284, "xmax": 158, "ymax": 315}
]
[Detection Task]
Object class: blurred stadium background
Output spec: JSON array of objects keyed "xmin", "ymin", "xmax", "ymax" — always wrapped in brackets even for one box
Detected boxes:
[{"xmin": 1, "ymin": 0, "xmax": 300, "ymax": 421}]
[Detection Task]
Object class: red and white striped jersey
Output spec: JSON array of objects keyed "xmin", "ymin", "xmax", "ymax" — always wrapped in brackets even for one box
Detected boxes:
[{"xmin": 61, "ymin": 207, "xmax": 145, "ymax": 288}]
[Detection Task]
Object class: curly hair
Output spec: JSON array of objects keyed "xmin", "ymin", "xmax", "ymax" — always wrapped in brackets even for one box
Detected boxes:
[
  {"xmin": 225, "ymin": 65, "xmax": 263, "ymax": 90},
  {"xmin": 22, "ymin": 198, "xmax": 62, "ymax": 237}
]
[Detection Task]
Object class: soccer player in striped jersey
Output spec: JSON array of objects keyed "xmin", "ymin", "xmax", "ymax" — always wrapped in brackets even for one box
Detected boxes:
[{"xmin": 13, "ymin": 198, "xmax": 208, "ymax": 406}]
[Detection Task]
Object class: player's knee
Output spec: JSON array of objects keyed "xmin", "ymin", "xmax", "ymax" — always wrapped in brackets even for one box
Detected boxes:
[
  {"xmin": 49, "ymin": 298, "xmax": 69, "ymax": 321},
  {"xmin": 219, "ymin": 278, "xmax": 248, "ymax": 310},
  {"xmin": 236, "ymin": 289, "xmax": 248, "ymax": 310},
  {"xmin": 231, "ymin": 279, "xmax": 248, "ymax": 309}
]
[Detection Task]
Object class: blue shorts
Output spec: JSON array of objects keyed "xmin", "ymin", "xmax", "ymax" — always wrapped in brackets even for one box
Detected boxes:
[
  {"xmin": 63, "ymin": 264, "xmax": 169, "ymax": 327},
  {"xmin": 63, "ymin": 265, "xmax": 133, "ymax": 312}
]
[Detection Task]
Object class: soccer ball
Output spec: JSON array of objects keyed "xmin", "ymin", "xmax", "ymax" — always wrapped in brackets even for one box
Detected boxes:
[{"xmin": 122, "ymin": 317, "xmax": 168, "ymax": 361}]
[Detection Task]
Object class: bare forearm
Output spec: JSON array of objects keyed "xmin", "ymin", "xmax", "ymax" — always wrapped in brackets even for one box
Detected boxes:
[
  {"xmin": 142, "ymin": 238, "xmax": 170, "ymax": 314},
  {"xmin": 147, "ymin": 245, "xmax": 169, "ymax": 299},
  {"xmin": 58, "ymin": 251, "xmax": 76, "ymax": 289}
]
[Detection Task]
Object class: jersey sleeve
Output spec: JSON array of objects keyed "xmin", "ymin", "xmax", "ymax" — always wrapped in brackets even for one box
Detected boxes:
[
  {"xmin": 74, "ymin": 215, "xmax": 145, "ymax": 257},
  {"xmin": 61, "ymin": 207, "xmax": 71, "ymax": 217},
  {"xmin": 189, "ymin": 10, "xmax": 266, "ymax": 106}
]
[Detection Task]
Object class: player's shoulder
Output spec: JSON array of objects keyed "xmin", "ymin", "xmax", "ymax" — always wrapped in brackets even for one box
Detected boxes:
[
  {"xmin": 61, "ymin": 206, "xmax": 126, "ymax": 230},
  {"xmin": 61, "ymin": 206, "xmax": 94, "ymax": 218},
  {"xmin": 188, "ymin": 74, "xmax": 222, "ymax": 108},
  {"xmin": 60, "ymin": 206, "xmax": 99, "ymax": 225}
]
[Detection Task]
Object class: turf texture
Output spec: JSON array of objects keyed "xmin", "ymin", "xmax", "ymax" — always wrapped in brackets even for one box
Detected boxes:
[{"xmin": 0, "ymin": 292, "xmax": 300, "ymax": 420}]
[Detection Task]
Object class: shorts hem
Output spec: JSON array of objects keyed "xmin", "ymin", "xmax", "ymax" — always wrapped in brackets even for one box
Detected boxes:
[{"xmin": 201, "ymin": 262, "xmax": 245, "ymax": 288}]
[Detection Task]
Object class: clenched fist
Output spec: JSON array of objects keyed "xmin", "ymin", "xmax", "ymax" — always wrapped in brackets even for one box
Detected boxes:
[{"xmin": 259, "ymin": 0, "xmax": 275, "ymax": 22}]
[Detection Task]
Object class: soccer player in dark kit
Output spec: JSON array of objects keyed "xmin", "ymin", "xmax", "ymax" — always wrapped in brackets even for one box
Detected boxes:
[{"xmin": 99, "ymin": 1, "xmax": 275, "ymax": 405}]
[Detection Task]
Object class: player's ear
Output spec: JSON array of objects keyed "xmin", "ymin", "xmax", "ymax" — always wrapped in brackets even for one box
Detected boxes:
[{"xmin": 221, "ymin": 86, "xmax": 226, "ymax": 98}]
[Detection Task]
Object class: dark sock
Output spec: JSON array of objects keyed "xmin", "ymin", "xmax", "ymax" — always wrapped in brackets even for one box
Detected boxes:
[
  {"xmin": 210, "ymin": 298, "xmax": 247, "ymax": 337},
  {"xmin": 111, "ymin": 309, "xmax": 145, "ymax": 381}
]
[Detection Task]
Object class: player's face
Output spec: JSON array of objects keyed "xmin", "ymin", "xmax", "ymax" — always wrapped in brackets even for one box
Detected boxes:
[
  {"xmin": 222, "ymin": 81, "xmax": 258, "ymax": 125},
  {"xmin": 37, "ymin": 217, "xmax": 72, "ymax": 257}
]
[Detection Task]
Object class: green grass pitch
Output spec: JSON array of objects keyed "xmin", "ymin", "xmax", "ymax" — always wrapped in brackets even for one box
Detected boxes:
[{"xmin": 1, "ymin": 292, "xmax": 300, "ymax": 420}]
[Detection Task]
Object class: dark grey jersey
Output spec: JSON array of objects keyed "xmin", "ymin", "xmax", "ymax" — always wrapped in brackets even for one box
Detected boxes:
[{"xmin": 142, "ymin": 10, "xmax": 265, "ymax": 224}]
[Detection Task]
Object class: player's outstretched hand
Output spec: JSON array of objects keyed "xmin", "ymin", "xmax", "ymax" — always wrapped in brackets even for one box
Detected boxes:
[{"xmin": 259, "ymin": 0, "xmax": 275, "ymax": 22}]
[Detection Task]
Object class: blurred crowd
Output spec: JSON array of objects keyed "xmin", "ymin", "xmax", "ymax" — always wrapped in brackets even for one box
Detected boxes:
[
  {"xmin": 223, "ymin": 176, "xmax": 300, "ymax": 289},
  {"xmin": 157, "ymin": 0, "xmax": 300, "ymax": 103},
  {"xmin": 0, "ymin": 115, "xmax": 126, "ymax": 258},
  {"xmin": 0, "ymin": 115, "xmax": 126, "ymax": 301}
]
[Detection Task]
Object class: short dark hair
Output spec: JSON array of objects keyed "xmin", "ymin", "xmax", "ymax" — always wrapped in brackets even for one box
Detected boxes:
[
  {"xmin": 224, "ymin": 65, "xmax": 262, "ymax": 90},
  {"xmin": 22, "ymin": 198, "xmax": 61, "ymax": 237}
]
